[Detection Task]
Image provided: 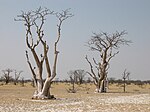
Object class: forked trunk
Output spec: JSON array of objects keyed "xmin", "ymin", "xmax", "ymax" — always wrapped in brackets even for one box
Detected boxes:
[
  {"xmin": 41, "ymin": 78, "xmax": 51, "ymax": 98},
  {"xmin": 95, "ymin": 81, "xmax": 101, "ymax": 93},
  {"xmin": 95, "ymin": 79, "xmax": 108, "ymax": 93},
  {"xmin": 17, "ymin": 8, "xmax": 73, "ymax": 100},
  {"xmin": 32, "ymin": 78, "xmax": 55, "ymax": 99},
  {"xmin": 37, "ymin": 79, "xmax": 43, "ymax": 93},
  {"xmin": 101, "ymin": 79, "xmax": 107, "ymax": 93}
]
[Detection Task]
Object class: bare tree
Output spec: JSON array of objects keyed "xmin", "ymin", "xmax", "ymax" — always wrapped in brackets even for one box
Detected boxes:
[
  {"xmin": 122, "ymin": 69, "xmax": 130, "ymax": 92},
  {"xmin": 85, "ymin": 31, "xmax": 132, "ymax": 93},
  {"xmin": 74, "ymin": 69, "xmax": 86, "ymax": 84},
  {"xmin": 2, "ymin": 69, "xmax": 13, "ymax": 84},
  {"xmin": 67, "ymin": 70, "xmax": 76, "ymax": 93},
  {"xmin": 68, "ymin": 70, "xmax": 86, "ymax": 84},
  {"xmin": 20, "ymin": 77, "xmax": 25, "ymax": 87},
  {"xmin": 67, "ymin": 69, "xmax": 86, "ymax": 93},
  {"xmin": 14, "ymin": 70, "xmax": 23, "ymax": 85},
  {"xmin": 15, "ymin": 7, "xmax": 73, "ymax": 99}
]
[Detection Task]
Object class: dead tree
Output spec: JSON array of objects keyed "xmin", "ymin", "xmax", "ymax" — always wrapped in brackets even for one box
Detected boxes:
[
  {"xmin": 122, "ymin": 69, "xmax": 130, "ymax": 92},
  {"xmin": 68, "ymin": 70, "xmax": 86, "ymax": 84},
  {"xmin": 2, "ymin": 69, "xmax": 13, "ymax": 84},
  {"xmin": 74, "ymin": 69, "xmax": 86, "ymax": 84},
  {"xmin": 20, "ymin": 77, "xmax": 25, "ymax": 87},
  {"xmin": 67, "ymin": 70, "xmax": 76, "ymax": 93},
  {"xmin": 67, "ymin": 69, "xmax": 85, "ymax": 93},
  {"xmin": 85, "ymin": 31, "xmax": 131, "ymax": 93},
  {"xmin": 14, "ymin": 70, "xmax": 23, "ymax": 85},
  {"xmin": 15, "ymin": 7, "xmax": 73, "ymax": 99}
]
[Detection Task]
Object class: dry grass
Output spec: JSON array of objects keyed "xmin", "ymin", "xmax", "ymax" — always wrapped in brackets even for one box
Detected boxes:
[{"xmin": 0, "ymin": 82, "xmax": 150, "ymax": 112}]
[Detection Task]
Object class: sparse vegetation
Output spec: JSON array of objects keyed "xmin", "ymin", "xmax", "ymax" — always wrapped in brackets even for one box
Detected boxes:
[
  {"xmin": 0, "ymin": 68, "xmax": 23, "ymax": 85},
  {"xmin": 0, "ymin": 82, "xmax": 149, "ymax": 111},
  {"xmin": 0, "ymin": 1, "xmax": 149, "ymax": 112}
]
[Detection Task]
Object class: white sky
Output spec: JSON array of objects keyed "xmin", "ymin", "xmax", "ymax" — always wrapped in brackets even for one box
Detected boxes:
[{"xmin": 0, "ymin": 0, "xmax": 150, "ymax": 80}]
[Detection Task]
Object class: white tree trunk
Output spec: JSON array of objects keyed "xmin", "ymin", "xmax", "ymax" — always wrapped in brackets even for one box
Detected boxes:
[
  {"xmin": 37, "ymin": 79, "xmax": 43, "ymax": 93},
  {"xmin": 32, "ymin": 78, "xmax": 55, "ymax": 99},
  {"xmin": 94, "ymin": 79, "xmax": 108, "ymax": 93}
]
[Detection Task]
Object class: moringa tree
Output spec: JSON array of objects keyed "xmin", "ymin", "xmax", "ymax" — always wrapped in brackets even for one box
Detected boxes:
[
  {"xmin": 85, "ymin": 31, "xmax": 132, "ymax": 93},
  {"xmin": 16, "ymin": 7, "xmax": 73, "ymax": 99}
]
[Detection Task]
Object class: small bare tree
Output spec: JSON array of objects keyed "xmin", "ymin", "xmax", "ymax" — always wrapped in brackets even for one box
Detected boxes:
[
  {"xmin": 67, "ymin": 69, "xmax": 86, "ymax": 93},
  {"xmin": 14, "ymin": 70, "xmax": 23, "ymax": 85},
  {"xmin": 67, "ymin": 70, "xmax": 77, "ymax": 93},
  {"xmin": 122, "ymin": 69, "xmax": 130, "ymax": 92},
  {"xmin": 2, "ymin": 69, "xmax": 13, "ymax": 84},
  {"xmin": 16, "ymin": 7, "xmax": 73, "ymax": 99},
  {"xmin": 74, "ymin": 69, "xmax": 86, "ymax": 84},
  {"xmin": 85, "ymin": 31, "xmax": 131, "ymax": 93},
  {"xmin": 20, "ymin": 77, "xmax": 25, "ymax": 87}
]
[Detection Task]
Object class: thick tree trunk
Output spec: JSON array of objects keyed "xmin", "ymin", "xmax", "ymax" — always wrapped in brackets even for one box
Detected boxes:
[
  {"xmin": 32, "ymin": 79, "xmax": 43, "ymax": 99},
  {"xmin": 101, "ymin": 80, "xmax": 106, "ymax": 92},
  {"xmin": 37, "ymin": 79, "xmax": 43, "ymax": 93},
  {"xmin": 95, "ymin": 79, "xmax": 108, "ymax": 93},
  {"xmin": 95, "ymin": 80, "xmax": 101, "ymax": 93},
  {"xmin": 41, "ymin": 78, "xmax": 51, "ymax": 97},
  {"xmin": 5, "ymin": 80, "xmax": 9, "ymax": 85},
  {"xmin": 32, "ymin": 78, "xmax": 55, "ymax": 99},
  {"xmin": 101, "ymin": 78, "xmax": 108, "ymax": 93}
]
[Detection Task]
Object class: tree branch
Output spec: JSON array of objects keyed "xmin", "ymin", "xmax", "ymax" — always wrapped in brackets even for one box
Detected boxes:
[
  {"xmin": 85, "ymin": 55, "xmax": 97, "ymax": 79},
  {"xmin": 50, "ymin": 9, "xmax": 73, "ymax": 80},
  {"xmin": 25, "ymin": 51, "xmax": 37, "ymax": 85},
  {"xmin": 107, "ymin": 51, "xmax": 119, "ymax": 63}
]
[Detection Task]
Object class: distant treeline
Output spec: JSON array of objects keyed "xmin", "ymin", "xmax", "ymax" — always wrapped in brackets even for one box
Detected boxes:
[
  {"xmin": 0, "ymin": 78, "xmax": 150, "ymax": 85},
  {"xmin": 108, "ymin": 78, "xmax": 150, "ymax": 85}
]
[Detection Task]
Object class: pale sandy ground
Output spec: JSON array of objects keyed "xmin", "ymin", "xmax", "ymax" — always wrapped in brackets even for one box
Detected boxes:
[{"xmin": 0, "ymin": 83, "xmax": 150, "ymax": 112}]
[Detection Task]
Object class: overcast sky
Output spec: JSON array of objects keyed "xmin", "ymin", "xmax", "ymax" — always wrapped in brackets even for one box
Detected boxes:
[{"xmin": 0, "ymin": 0, "xmax": 150, "ymax": 80}]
